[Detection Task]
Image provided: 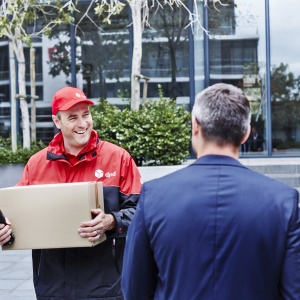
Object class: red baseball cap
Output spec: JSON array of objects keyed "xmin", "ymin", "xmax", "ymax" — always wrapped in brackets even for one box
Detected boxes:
[{"xmin": 51, "ymin": 86, "xmax": 94, "ymax": 115}]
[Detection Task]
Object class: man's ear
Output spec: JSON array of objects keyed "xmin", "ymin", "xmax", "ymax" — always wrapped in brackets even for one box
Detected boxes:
[
  {"xmin": 241, "ymin": 126, "xmax": 251, "ymax": 144},
  {"xmin": 52, "ymin": 115, "xmax": 61, "ymax": 130},
  {"xmin": 192, "ymin": 115, "xmax": 200, "ymax": 136}
]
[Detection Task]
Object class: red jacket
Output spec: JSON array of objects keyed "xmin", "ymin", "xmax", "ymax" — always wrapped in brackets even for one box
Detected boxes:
[{"xmin": 17, "ymin": 130, "xmax": 142, "ymax": 299}]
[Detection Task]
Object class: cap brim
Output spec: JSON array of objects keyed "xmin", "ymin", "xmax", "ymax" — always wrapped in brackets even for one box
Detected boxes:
[{"xmin": 59, "ymin": 99, "xmax": 94, "ymax": 112}]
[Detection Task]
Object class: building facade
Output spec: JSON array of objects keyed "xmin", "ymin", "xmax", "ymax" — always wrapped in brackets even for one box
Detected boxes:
[{"xmin": 0, "ymin": 0, "xmax": 299, "ymax": 157}]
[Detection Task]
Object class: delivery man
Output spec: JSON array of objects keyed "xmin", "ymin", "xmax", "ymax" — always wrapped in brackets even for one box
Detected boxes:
[{"xmin": 0, "ymin": 86, "xmax": 142, "ymax": 300}]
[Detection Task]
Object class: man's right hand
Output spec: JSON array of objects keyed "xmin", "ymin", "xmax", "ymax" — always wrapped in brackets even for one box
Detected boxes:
[{"xmin": 0, "ymin": 221, "xmax": 13, "ymax": 246}]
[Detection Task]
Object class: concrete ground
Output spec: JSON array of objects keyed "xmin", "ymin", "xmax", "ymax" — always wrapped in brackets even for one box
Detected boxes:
[
  {"xmin": 1, "ymin": 157, "xmax": 300, "ymax": 299},
  {"xmin": 0, "ymin": 250, "xmax": 34, "ymax": 300}
]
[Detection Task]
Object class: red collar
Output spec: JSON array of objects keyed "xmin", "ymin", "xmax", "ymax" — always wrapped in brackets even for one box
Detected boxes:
[{"xmin": 48, "ymin": 130, "xmax": 99, "ymax": 158}]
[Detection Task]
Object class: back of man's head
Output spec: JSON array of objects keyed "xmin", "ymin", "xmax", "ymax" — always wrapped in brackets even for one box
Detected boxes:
[{"xmin": 192, "ymin": 83, "xmax": 251, "ymax": 147}]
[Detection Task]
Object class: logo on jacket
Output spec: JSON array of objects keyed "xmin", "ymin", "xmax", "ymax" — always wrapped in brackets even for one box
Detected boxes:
[
  {"xmin": 95, "ymin": 169, "xmax": 104, "ymax": 179},
  {"xmin": 105, "ymin": 171, "xmax": 116, "ymax": 178}
]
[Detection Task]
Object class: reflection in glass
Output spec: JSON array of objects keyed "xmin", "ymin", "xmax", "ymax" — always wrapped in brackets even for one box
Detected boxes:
[
  {"xmin": 0, "ymin": 44, "xmax": 9, "ymax": 138},
  {"xmin": 47, "ymin": 2, "xmax": 130, "ymax": 101},
  {"xmin": 270, "ymin": 0, "xmax": 300, "ymax": 155},
  {"xmin": 208, "ymin": 0, "xmax": 267, "ymax": 156},
  {"xmin": 77, "ymin": 4, "xmax": 131, "ymax": 100},
  {"xmin": 194, "ymin": 1, "xmax": 205, "ymax": 96},
  {"xmin": 143, "ymin": 5, "xmax": 190, "ymax": 107},
  {"xmin": 48, "ymin": 3, "xmax": 192, "ymax": 107}
]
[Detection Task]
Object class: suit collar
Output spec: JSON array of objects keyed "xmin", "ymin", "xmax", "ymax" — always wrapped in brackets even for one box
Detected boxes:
[{"xmin": 192, "ymin": 155, "xmax": 246, "ymax": 169}]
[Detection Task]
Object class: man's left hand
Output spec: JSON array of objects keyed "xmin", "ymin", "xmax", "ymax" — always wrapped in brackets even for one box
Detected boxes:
[{"xmin": 78, "ymin": 209, "xmax": 115, "ymax": 242}]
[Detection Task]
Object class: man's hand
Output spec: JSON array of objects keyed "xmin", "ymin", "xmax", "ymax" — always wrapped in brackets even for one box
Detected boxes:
[
  {"xmin": 78, "ymin": 209, "xmax": 115, "ymax": 242},
  {"xmin": 0, "ymin": 220, "xmax": 13, "ymax": 246}
]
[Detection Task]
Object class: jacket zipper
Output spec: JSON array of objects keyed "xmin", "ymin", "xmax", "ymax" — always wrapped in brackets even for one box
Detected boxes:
[{"xmin": 37, "ymin": 250, "xmax": 43, "ymax": 276}]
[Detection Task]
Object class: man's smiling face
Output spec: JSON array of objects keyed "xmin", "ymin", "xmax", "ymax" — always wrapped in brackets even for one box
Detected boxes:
[{"xmin": 52, "ymin": 102, "xmax": 93, "ymax": 155}]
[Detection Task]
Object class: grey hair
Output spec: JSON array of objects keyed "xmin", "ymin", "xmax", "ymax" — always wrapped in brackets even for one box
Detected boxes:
[{"xmin": 192, "ymin": 83, "xmax": 251, "ymax": 147}]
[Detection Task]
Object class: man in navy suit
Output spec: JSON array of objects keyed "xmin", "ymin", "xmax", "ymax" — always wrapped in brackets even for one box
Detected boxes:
[{"xmin": 122, "ymin": 83, "xmax": 300, "ymax": 300}]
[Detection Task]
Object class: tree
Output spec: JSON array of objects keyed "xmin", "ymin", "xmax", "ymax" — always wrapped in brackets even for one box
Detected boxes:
[{"xmin": 0, "ymin": 0, "xmax": 74, "ymax": 149}]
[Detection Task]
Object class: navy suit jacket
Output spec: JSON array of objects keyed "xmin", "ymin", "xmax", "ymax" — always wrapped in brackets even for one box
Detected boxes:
[{"xmin": 122, "ymin": 155, "xmax": 300, "ymax": 300}]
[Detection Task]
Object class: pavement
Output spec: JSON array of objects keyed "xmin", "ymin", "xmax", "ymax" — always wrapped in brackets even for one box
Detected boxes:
[
  {"xmin": 0, "ymin": 250, "xmax": 34, "ymax": 300},
  {"xmin": 1, "ymin": 157, "xmax": 300, "ymax": 299}
]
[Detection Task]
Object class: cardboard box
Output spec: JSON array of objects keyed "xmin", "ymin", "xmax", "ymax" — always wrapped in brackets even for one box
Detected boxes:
[{"xmin": 0, "ymin": 182, "xmax": 106, "ymax": 250}]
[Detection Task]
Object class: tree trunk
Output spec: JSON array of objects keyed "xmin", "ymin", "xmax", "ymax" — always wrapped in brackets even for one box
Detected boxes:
[
  {"xmin": 13, "ymin": 34, "xmax": 31, "ymax": 149},
  {"xmin": 129, "ymin": 0, "xmax": 143, "ymax": 110},
  {"xmin": 30, "ymin": 48, "xmax": 36, "ymax": 142},
  {"xmin": 9, "ymin": 42, "xmax": 17, "ymax": 152}
]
